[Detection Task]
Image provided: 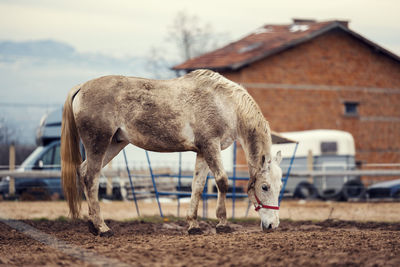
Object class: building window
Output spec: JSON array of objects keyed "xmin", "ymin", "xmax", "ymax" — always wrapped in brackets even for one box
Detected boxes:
[{"xmin": 344, "ymin": 101, "xmax": 359, "ymax": 116}]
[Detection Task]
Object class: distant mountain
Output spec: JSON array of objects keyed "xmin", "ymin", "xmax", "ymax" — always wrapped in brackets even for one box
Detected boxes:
[
  {"xmin": 0, "ymin": 39, "xmax": 154, "ymax": 71},
  {"xmin": 0, "ymin": 39, "xmax": 173, "ymax": 145},
  {"xmin": 0, "ymin": 40, "xmax": 75, "ymax": 59}
]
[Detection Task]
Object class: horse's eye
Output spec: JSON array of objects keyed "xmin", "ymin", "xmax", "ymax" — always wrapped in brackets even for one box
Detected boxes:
[{"xmin": 262, "ymin": 184, "xmax": 269, "ymax": 192}]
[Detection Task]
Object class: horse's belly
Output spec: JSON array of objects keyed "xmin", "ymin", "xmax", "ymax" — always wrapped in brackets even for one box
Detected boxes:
[
  {"xmin": 123, "ymin": 126, "xmax": 196, "ymax": 153},
  {"xmin": 131, "ymin": 138, "xmax": 196, "ymax": 153}
]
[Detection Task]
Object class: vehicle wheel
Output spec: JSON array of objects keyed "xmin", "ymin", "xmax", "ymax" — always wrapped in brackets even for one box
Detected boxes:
[
  {"xmin": 392, "ymin": 189, "xmax": 400, "ymax": 199},
  {"xmin": 98, "ymin": 186, "xmax": 107, "ymax": 199},
  {"xmin": 320, "ymin": 188, "xmax": 342, "ymax": 201},
  {"xmin": 341, "ymin": 180, "xmax": 365, "ymax": 201},
  {"xmin": 50, "ymin": 192, "xmax": 61, "ymax": 201},
  {"xmin": 112, "ymin": 187, "xmax": 123, "ymax": 200},
  {"xmin": 293, "ymin": 182, "xmax": 318, "ymax": 199},
  {"xmin": 20, "ymin": 187, "xmax": 51, "ymax": 201}
]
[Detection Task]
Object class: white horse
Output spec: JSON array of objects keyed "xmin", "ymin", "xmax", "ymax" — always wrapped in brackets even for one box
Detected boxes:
[{"xmin": 61, "ymin": 69, "xmax": 282, "ymax": 236}]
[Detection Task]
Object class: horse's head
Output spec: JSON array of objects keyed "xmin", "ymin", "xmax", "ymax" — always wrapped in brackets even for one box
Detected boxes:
[{"xmin": 247, "ymin": 151, "xmax": 282, "ymax": 232}]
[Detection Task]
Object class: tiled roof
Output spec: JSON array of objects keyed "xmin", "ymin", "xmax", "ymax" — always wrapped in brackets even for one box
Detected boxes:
[{"xmin": 173, "ymin": 20, "xmax": 400, "ymax": 71}]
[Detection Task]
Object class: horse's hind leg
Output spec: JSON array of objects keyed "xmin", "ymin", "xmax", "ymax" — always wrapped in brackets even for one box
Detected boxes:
[
  {"xmin": 79, "ymin": 153, "xmax": 112, "ymax": 236},
  {"xmin": 79, "ymin": 132, "xmax": 127, "ymax": 236},
  {"xmin": 102, "ymin": 137, "xmax": 129, "ymax": 168},
  {"xmin": 187, "ymin": 154, "xmax": 209, "ymax": 234}
]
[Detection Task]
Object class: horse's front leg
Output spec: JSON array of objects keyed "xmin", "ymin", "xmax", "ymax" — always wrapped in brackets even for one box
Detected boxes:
[
  {"xmin": 214, "ymin": 171, "xmax": 230, "ymax": 233},
  {"xmin": 187, "ymin": 154, "xmax": 209, "ymax": 234},
  {"xmin": 203, "ymin": 145, "xmax": 231, "ymax": 233}
]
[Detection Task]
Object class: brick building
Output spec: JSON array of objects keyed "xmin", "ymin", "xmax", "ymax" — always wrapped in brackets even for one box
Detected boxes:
[{"xmin": 173, "ymin": 19, "xmax": 400, "ymax": 168}]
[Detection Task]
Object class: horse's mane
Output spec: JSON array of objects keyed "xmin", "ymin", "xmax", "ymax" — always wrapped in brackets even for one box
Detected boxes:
[{"xmin": 186, "ymin": 69, "xmax": 271, "ymax": 147}]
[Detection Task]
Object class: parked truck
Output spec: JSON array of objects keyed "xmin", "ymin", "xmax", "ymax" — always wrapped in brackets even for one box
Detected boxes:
[{"xmin": 0, "ymin": 108, "xmax": 123, "ymax": 200}]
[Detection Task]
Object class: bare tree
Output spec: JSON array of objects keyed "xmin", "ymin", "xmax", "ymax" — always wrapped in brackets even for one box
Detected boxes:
[
  {"xmin": 167, "ymin": 11, "xmax": 218, "ymax": 61},
  {"xmin": 0, "ymin": 116, "xmax": 17, "ymax": 145},
  {"xmin": 146, "ymin": 46, "xmax": 173, "ymax": 79},
  {"xmin": 0, "ymin": 116, "xmax": 34, "ymax": 168},
  {"xmin": 146, "ymin": 11, "xmax": 229, "ymax": 78}
]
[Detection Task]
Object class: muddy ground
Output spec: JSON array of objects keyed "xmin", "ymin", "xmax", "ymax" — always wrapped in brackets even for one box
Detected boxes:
[
  {"xmin": 0, "ymin": 201, "xmax": 400, "ymax": 266},
  {"xmin": 0, "ymin": 218, "xmax": 399, "ymax": 266}
]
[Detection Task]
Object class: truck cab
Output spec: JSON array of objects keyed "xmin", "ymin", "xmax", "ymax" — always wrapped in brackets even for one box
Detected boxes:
[{"xmin": 0, "ymin": 109, "xmax": 63, "ymax": 200}]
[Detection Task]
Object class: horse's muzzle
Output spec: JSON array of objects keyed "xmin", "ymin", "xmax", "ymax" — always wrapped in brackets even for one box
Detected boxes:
[{"xmin": 261, "ymin": 221, "xmax": 278, "ymax": 232}]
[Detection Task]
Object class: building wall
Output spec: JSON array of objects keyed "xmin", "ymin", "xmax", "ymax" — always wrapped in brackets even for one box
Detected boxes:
[{"xmin": 220, "ymin": 29, "xmax": 400, "ymax": 171}]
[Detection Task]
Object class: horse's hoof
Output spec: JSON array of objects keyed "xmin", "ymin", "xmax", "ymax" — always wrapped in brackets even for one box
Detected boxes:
[
  {"xmin": 188, "ymin": 227, "xmax": 203, "ymax": 235},
  {"xmin": 100, "ymin": 230, "xmax": 114, "ymax": 238},
  {"xmin": 87, "ymin": 221, "xmax": 99, "ymax": 236},
  {"xmin": 216, "ymin": 225, "xmax": 232, "ymax": 234}
]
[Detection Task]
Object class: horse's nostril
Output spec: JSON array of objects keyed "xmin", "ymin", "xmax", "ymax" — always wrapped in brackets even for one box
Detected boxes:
[{"xmin": 261, "ymin": 222, "xmax": 274, "ymax": 232}]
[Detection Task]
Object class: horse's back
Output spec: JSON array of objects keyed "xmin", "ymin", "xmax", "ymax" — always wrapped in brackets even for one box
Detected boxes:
[{"xmin": 73, "ymin": 74, "xmax": 237, "ymax": 153}]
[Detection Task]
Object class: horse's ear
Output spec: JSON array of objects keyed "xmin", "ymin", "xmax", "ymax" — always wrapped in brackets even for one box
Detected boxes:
[
  {"xmin": 274, "ymin": 151, "xmax": 282, "ymax": 164},
  {"xmin": 247, "ymin": 176, "xmax": 256, "ymax": 192},
  {"xmin": 261, "ymin": 154, "xmax": 272, "ymax": 167}
]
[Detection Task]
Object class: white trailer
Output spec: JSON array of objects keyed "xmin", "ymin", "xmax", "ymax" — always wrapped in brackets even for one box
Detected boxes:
[{"xmin": 271, "ymin": 129, "xmax": 361, "ymax": 200}]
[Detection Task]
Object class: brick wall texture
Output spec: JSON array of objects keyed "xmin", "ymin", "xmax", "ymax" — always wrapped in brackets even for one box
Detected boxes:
[{"xmin": 220, "ymin": 29, "xmax": 400, "ymax": 168}]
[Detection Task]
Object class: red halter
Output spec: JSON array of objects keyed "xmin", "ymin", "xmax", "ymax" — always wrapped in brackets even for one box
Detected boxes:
[{"xmin": 254, "ymin": 192, "xmax": 280, "ymax": 211}]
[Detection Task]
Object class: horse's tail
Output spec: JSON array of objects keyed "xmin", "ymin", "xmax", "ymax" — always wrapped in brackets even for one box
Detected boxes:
[{"xmin": 61, "ymin": 85, "xmax": 82, "ymax": 218}]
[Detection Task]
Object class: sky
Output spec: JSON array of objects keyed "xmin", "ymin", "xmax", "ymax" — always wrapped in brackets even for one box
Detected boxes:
[
  {"xmin": 0, "ymin": 0, "xmax": 400, "ymax": 145},
  {"xmin": 1, "ymin": 0, "xmax": 400, "ymax": 58}
]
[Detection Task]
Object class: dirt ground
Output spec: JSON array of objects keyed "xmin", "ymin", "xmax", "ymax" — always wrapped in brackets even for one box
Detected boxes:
[
  {"xmin": 0, "ymin": 218, "xmax": 399, "ymax": 266},
  {"xmin": 1, "ymin": 199, "xmax": 400, "ymax": 222},
  {"xmin": 0, "ymin": 200, "xmax": 399, "ymax": 266}
]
